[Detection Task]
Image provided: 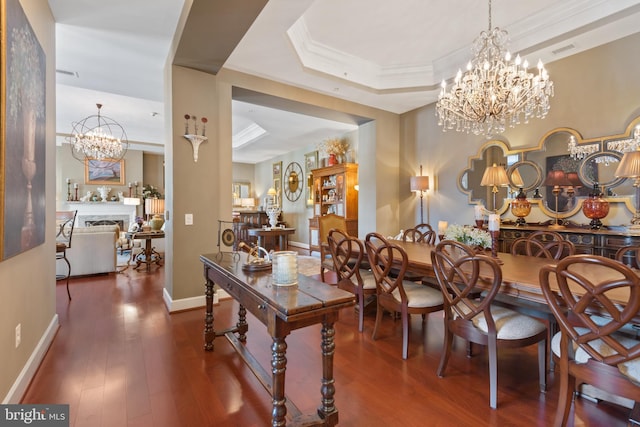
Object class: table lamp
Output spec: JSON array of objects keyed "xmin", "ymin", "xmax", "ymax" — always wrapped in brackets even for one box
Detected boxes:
[
  {"xmin": 542, "ymin": 170, "xmax": 571, "ymax": 229},
  {"xmin": 615, "ymin": 146, "xmax": 640, "ymax": 232},
  {"xmin": 145, "ymin": 198, "xmax": 165, "ymax": 231},
  {"xmin": 480, "ymin": 163, "xmax": 509, "ymax": 213},
  {"xmin": 410, "ymin": 165, "xmax": 430, "ymax": 224}
]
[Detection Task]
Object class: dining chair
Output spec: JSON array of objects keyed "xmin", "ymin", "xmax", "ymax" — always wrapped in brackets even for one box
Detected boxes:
[
  {"xmin": 616, "ymin": 245, "xmax": 640, "ymax": 269},
  {"xmin": 56, "ymin": 210, "xmax": 77, "ymax": 300},
  {"xmin": 328, "ymin": 229, "xmax": 376, "ymax": 332},
  {"xmin": 365, "ymin": 232, "xmax": 443, "ymax": 359},
  {"xmin": 539, "ymin": 254, "xmax": 640, "ymax": 427},
  {"xmin": 402, "ymin": 223, "xmax": 437, "ymax": 244},
  {"xmin": 318, "ymin": 213, "xmax": 347, "ymax": 282},
  {"xmin": 510, "ymin": 230, "xmax": 575, "ymax": 259},
  {"xmin": 431, "ymin": 240, "xmax": 548, "ymax": 409},
  {"xmin": 400, "ymin": 223, "xmax": 438, "ymax": 284}
]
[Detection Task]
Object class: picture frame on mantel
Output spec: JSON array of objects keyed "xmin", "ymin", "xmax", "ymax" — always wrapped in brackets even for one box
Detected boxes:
[
  {"xmin": 1, "ymin": 0, "xmax": 47, "ymax": 260},
  {"xmin": 85, "ymin": 158, "xmax": 125, "ymax": 185}
]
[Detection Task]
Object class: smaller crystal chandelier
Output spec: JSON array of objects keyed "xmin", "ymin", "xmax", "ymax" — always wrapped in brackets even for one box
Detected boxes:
[
  {"xmin": 68, "ymin": 104, "xmax": 128, "ymax": 162},
  {"xmin": 567, "ymin": 135, "xmax": 598, "ymax": 160},
  {"xmin": 436, "ymin": 0, "xmax": 554, "ymax": 136}
]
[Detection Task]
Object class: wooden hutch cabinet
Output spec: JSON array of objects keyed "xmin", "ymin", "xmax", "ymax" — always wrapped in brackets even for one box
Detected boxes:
[{"xmin": 308, "ymin": 163, "xmax": 358, "ymax": 254}]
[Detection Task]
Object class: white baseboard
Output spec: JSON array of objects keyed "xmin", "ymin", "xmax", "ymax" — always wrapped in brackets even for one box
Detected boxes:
[
  {"xmin": 288, "ymin": 241, "xmax": 309, "ymax": 250},
  {"xmin": 3, "ymin": 315, "xmax": 59, "ymax": 404},
  {"xmin": 162, "ymin": 287, "xmax": 231, "ymax": 312}
]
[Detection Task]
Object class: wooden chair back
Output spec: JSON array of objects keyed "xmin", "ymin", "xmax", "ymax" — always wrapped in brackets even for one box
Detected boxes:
[
  {"xmin": 510, "ymin": 230, "xmax": 575, "ymax": 259},
  {"xmin": 539, "ymin": 254, "xmax": 640, "ymax": 425},
  {"xmin": 431, "ymin": 240, "xmax": 502, "ymax": 327},
  {"xmin": 402, "ymin": 223, "xmax": 436, "ymax": 244},
  {"xmin": 365, "ymin": 232, "xmax": 409, "ymax": 300},
  {"xmin": 328, "ymin": 228, "xmax": 364, "ymax": 287},
  {"xmin": 616, "ymin": 245, "xmax": 640, "ymax": 269}
]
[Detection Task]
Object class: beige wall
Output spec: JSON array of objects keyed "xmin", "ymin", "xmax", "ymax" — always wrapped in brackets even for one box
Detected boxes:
[
  {"xmin": 0, "ymin": 0, "xmax": 55, "ymax": 403},
  {"xmin": 399, "ymin": 32, "xmax": 640, "ymax": 231},
  {"xmin": 55, "ymin": 146, "xmax": 144, "ymax": 208}
]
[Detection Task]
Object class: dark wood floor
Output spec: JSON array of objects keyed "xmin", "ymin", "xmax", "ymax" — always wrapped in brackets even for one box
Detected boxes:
[{"xmin": 23, "ymin": 258, "xmax": 632, "ymax": 426}]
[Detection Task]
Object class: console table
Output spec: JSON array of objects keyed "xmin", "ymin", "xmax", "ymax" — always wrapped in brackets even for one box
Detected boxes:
[
  {"xmin": 499, "ymin": 225, "xmax": 640, "ymax": 259},
  {"xmin": 200, "ymin": 253, "xmax": 354, "ymax": 426},
  {"xmin": 247, "ymin": 227, "xmax": 295, "ymax": 251}
]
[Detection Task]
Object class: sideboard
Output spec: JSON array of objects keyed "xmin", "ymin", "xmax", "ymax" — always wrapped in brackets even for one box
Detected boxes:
[{"xmin": 499, "ymin": 225, "xmax": 640, "ymax": 260}]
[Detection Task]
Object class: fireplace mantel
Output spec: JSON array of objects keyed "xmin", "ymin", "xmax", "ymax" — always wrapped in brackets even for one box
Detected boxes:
[{"xmin": 62, "ymin": 201, "xmax": 137, "ymax": 230}]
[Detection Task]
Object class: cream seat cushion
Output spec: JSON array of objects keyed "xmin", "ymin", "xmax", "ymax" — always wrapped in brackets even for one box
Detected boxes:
[
  {"xmin": 551, "ymin": 328, "xmax": 640, "ymax": 384},
  {"xmin": 391, "ymin": 281, "xmax": 443, "ymax": 308},
  {"xmin": 359, "ymin": 269, "xmax": 377, "ymax": 290},
  {"xmin": 471, "ymin": 306, "xmax": 547, "ymax": 340}
]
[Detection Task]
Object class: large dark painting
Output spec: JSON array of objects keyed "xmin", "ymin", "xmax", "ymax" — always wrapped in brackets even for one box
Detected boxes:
[{"xmin": 1, "ymin": 0, "xmax": 46, "ymax": 260}]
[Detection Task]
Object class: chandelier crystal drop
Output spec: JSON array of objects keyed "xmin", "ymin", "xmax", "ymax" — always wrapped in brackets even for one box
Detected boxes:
[
  {"xmin": 567, "ymin": 135, "xmax": 598, "ymax": 160},
  {"xmin": 68, "ymin": 103, "xmax": 128, "ymax": 162},
  {"xmin": 435, "ymin": 0, "xmax": 554, "ymax": 136}
]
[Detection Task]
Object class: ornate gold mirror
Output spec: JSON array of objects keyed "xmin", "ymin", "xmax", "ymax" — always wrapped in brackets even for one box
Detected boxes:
[
  {"xmin": 459, "ymin": 117, "xmax": 640, "ymax": 221},
  {"xmin": 506, "ymin": 160, "xmax": 543, "ymax": 194},
  {"xmin": 458, "ymin": 140, "xmax": 516, "ymax": 213}
]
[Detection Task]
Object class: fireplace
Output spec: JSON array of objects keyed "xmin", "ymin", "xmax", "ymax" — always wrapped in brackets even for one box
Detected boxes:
[{"xmin": 84, "ymin": 219, "xmax": 125, "ymax": 229}]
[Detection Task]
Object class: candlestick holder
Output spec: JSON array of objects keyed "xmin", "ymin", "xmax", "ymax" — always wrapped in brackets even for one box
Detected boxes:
[
  {"xmin": 475, "ymin": 219, "xmax": 484, "ymax": 229},
  {"xmin": 490, "ymin": 230, "xmax": 503, "ymax": 264}
]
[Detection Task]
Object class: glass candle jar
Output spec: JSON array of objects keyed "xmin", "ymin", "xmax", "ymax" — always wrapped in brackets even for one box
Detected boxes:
[{"xmin": 272, "ymin": 251, "xmax": 298, "ymax": 286}]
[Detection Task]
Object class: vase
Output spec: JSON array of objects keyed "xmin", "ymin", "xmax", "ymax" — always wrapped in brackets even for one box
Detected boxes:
[
  {"xmin": 582, "ymin": 184, "xmax": 609, "ymax": 230},
  {"xmin": 511, "ymin": 188, "xmax": 531, "ymax": 226},
  {"xmin": 327, "ymin": 153, "xmax": 337, "ymax": 166}
]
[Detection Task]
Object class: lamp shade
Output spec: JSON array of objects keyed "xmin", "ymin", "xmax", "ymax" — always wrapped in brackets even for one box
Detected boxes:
[
  {"xmin": 510, "ymin": 168, "xmax": 524, "ymax": 188},
  {"xmin": 123, "ymin": 197, "xmax": 141, "ymax": 206},
  {"xmin": 410, "ymin": 175, "xmax": 429, "ymax": 192},
  {"xmin": 480, "ymin": 163, "xmax": 509, "ymax": 187},
  {"xmin": 145, "ymin": 198, "xmax": 165, "ymax": 215},
  {"xmin": 267, "ymin": 187, "xmax": 277, "ymax": 196},
  {"xmin": 615, "ymin": 150, "xmax": 640, "ymax": 178},
  {"xmin": 543, "ymin": 170, "xmax": 571, "ymax": 187}
]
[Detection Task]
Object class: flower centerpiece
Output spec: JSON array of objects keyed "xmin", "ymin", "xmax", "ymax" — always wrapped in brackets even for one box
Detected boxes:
[
  {"xmin": 443, "ymin": 224, "xmax": 491, "ymax": 249},
  {"xmin": 318, "ymin": 137, "xmax": 350, "ymax": 165}
]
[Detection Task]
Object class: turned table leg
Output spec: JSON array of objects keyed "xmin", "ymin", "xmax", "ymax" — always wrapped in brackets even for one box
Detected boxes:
[{"xmin": 271, "ymin": 336, "xmax": 288, "ymax": 427}]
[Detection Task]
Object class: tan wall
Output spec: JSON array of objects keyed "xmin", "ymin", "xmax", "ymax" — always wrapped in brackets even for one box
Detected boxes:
[
  {"xmin": 400, "ymin": 32, "xmax": 640, "ymax": 231},
  {"xmin": 55, "ymin": 146, "xmax": 144, "ymax": 208},
  {"xmin": 0, "ymin": 0, "xmax": 55, "ymax": 402}
]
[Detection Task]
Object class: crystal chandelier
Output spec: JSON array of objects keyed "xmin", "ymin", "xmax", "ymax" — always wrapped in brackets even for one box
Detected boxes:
[
  {"xmin": 567, "ymin": 135, "xmax": 598, "ymax": 160},
  {"xmin": 68, "ymin": 104, "xmax": 128, "ymax": 162},
  {"xmin": 436, "ymin": 0, "xmax": 554, "ymax": 136}
]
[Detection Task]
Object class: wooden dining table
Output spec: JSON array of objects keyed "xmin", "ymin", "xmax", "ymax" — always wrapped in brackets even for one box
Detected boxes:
[{"xmin": 393, "ymin": 240, "xmax": 634, "ymax": 318}]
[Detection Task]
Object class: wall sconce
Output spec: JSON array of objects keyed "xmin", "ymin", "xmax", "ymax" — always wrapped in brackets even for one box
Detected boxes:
[{"xmin": 183, "ymin": 114, "xmax": 208, "ymax": 162}]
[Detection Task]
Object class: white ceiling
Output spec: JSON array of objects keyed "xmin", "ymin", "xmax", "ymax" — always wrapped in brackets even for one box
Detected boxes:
[{"xmin": 49, "ymin": 0, "xmax": 640, "ymax": 163}]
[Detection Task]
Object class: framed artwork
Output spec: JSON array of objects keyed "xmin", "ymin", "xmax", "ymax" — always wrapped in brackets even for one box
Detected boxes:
[
  {"xmin": 272, "ymin": 161, "xmax": 282, "ymax": 202},
  {"xmin": 304, "ymin": 151, "xmax": 318, "ymax": 173},
  {"xmin": 85, "ymin": 158, "xmax": 125, "ymax": 185},
  {"xmin": 1, "ymin": 0, "xmax": 47, "ymax": 260}
]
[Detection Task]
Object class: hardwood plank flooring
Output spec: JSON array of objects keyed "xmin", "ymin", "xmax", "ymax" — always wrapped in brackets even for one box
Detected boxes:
[{"xmin": 22, "ymin": 260, "xmax": 632, "ymax": 426}]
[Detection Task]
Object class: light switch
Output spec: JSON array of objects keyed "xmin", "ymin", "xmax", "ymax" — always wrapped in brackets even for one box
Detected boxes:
[{"xmin": 185, "ymin": 213, "xmax": 193, "ymax": 225}]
